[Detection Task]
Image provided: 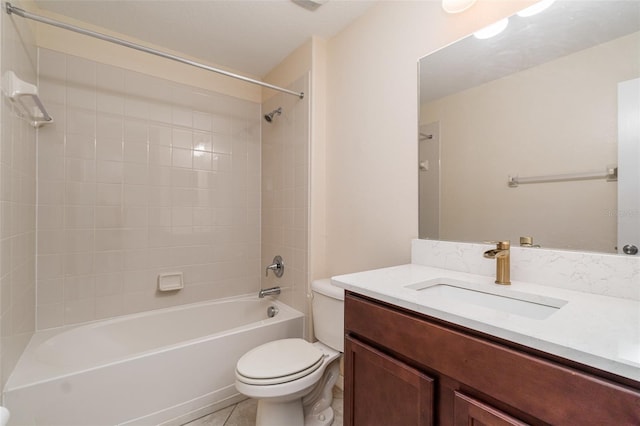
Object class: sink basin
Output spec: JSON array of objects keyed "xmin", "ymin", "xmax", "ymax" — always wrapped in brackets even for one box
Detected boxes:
[{"xmin": 406, "ymin": 278, "xmax": 567, "ymax": 320}]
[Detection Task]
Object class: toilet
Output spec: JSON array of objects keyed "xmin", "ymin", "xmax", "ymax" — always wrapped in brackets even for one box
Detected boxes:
[{"xmin": 235, "ymin": 279, "xmax": 344, "ymax": 426}]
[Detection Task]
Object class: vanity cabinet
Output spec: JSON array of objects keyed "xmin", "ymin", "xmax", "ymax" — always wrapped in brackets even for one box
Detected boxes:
[{"xmin": 344, "ymin": 292, "xmax": 640, "ymax": 426}]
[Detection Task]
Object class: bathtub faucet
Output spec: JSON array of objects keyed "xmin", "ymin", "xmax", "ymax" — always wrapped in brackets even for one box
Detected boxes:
[{"xmin": 259, "ymin": 287, "xmax": 281, "ymax": 298}]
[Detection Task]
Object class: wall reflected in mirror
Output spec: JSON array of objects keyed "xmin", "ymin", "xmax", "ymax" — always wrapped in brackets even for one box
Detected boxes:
[{"xmin": 418, "ymin": 0, "xmax": 640, "ymax": 254}]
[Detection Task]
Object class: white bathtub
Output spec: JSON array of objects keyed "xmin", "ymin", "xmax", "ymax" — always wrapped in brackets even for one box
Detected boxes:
[{"xmin": 4, "ymin": 296, "xmax": 304, "ymax": 425}]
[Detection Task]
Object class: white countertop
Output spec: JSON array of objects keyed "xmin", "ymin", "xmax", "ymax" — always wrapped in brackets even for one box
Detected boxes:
[{"xmin": 332, "ymin": 263, "xmax": 640, "ymax": 384}]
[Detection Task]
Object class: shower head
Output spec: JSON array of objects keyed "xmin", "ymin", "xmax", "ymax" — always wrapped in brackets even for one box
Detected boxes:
[{"xmin": 264, "ymin": 107, "xmax": 282, "ymax": 123}]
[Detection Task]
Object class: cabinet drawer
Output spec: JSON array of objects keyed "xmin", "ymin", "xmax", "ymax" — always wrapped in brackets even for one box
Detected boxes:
[{"xmin": 345, "ymin": 292, "xmax": 640, "ymax": 425}]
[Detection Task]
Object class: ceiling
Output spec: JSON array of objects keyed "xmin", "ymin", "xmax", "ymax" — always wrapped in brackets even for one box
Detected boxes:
[{"xmin": 34, "ymin": 0, "xmax": 376, "ymax": 77}]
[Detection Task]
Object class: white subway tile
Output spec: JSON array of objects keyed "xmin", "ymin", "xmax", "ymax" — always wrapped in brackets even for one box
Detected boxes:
[
  {"xmin": 172, "ymin": 106, "xmax": 192, "ymax": 127},
  {"xmin": 37, "ymin": 205, "xmax": 64, "ymax": 230},
  {"xmin": 123, "ymin": 207, "xmax": 147, "ymax": 227},
  {"xmin": 193, "ymin": 112, "xmax": 212, "ymax": 131},
  {"xmin": 171, "ymin": 207, "xmax": 193, "ymax": 227},
  {"xmin": 123, "ymin": 142, "xmax": 148, "ymax": 165},
  {"xmin": 65, "ymin": 205, "xmax": 95, "ymax": 229},
  {"xmin": 65, "ymin": 158, "xmax": 96, "ymax": 183},
  {"xmin": 124, "ymin": 98, "xmax": 149, "ymax": 120},
  {"xmin": 39, "ymin": 49, "xmax": 66, "ymax": 80},
  {"xmin": 37, "ymin": 230, "xmax": 65, "ymax": 255},
  {"xmin": 37, "ymin": 254, "xmax": 65, "ymax": 280},
  {"xmin": 96, "ymin": 160, "xmax": 123, "ymax": 184},
  {"xmin": 172, "ymin": 128, "xmax": 192, "ymax": 149},
  {"xmin": 64, "ymin": 298, "xmax": 95, "ymax": 324},
  {"xmin": 37, "ymin": 303, "xmax": 65, "ymax": 330},
  {"xmin": 96, "ymin": 91, "xmax": 125, "ymax": 115},
  {"xmin": 148, "ymin": 207, "xmax": 171, "ymax": 227},
  {"xmin": 95, "ymin": 206, "xmax": 123, "ymax": 229},
  {"xmin": 148, "ymin": 166, "xmax": 171, "ymax": 186},
  {"xmin": 95, "ymin": 183, "xmax": 122, "ymax": 206},
  {"xmin": 148, "ymin": 186, "xmax": 171, "ymax": 207},
  {"xmin": 123, "ymin": 250, "xmax": 149, "ymax": 271},
  {"xmin": 193, "ymin": 151, "xmax": 212, "ymax": 171},
  {"xmin": 96, "ymin": 138, "xmax": 123, "ymax": 162},
  {"xmin": 147, "ymin": 102, "xmax": 172, "ymax": 124},
  {"xmin": 96, "ymin": 63, "xmax": 125, "ymax": 91},
  {"xmin": 65, "ymin": 229, "xmax": 94, "ymax": 253},
  {"xmin": 95, "ymin": 294, "xmax": 124, "ymax": 320},
  {"xmin": 124, "ymin": 185, "xmax": 148, "ymax": 206},
  {"xmin": 171, "ymin": 147, "xmax": 193, "ymax": 169},
  {"xmin": 94, "ymin": 251, "xmax": 124, "ymax": 274},
  {"xmin": 67, "ymin": 86, "xmax": 96, "ymax": 110},
  {"xmin": 149, "ymin": 145, "xmax": 171, "ymax": 167},
  {"xmin": 124, "ymin": 119, "xmax": 148, "ymax": 142},
  {"xmin": 66, "ymin": 108, "xmax": 96, "ymax": 137},
  {"xmin": 148, "ymin": 124, "xmax": 172, "ymax": 146},
  {"xmin": 67, "ymin": 55, "xmax": 96, "ymax": 86},
  {"xmin": 171, "ymin": 187, "xmax": 194, "ymax": 207},
  {"xmin": 97, "ymin": 114, "xmax": 124, "ymax": 140},
  {"xmin": 123, "ymin": 162, "xmax": 148, "ymax": 185},
  {"xmin": 66, "ymin": 181, "xmax": 96, "ymax": 205},
  {"xmin": 94, "ymin": 273, "xmax": 123, "ymax": 297},
  {"xmin": 65, "ymin": 133, "xmax": 95, "ymax": 159},
  {"xmin": 64, "ymin": 275, "xmax": 96, "ymax": 301},
  {"xmin": 64, "ymin": 252, "xmax": 94, "ymax": 276}
]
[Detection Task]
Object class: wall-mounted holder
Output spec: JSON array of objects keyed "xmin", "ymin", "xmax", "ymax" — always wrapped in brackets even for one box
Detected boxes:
[
  {"xmin": 2, "ymin": 71, "xmax": 53, "ymax": 127},
  {"xmin": 508, "ymin": 166, "xmax": 617, "ymax": 187},
  {"xmin": 158, "ymin": 272, "xmax": 184, "ymax": 292}
]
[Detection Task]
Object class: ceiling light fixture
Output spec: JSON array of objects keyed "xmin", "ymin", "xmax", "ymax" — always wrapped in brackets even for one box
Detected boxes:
[
  {"xmin": 442, "ymin": 0, "xmax": 477, "ymax": 14},
  {"xmin": 473, "ymin": 18, "xmax": 509, "ymax": 39},
  {"xmin": 517, "ymin": 0, "xmax": 556, "ymax": 17}
]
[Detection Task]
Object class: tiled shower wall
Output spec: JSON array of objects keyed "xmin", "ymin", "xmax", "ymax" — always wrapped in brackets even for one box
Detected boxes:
[
  {"xmin": 0, "ymin": 2, "xmax": 38, "ymax": 388},
  {"xmin": 36, "ymin": 48, "xmax": 262, "ymax": 329},
  {"xmin": 261, "ymin": 74, "xmax": 311, "ymax": 329}
]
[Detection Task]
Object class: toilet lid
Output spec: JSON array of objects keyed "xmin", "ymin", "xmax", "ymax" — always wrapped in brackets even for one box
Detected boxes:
[{"xmin": 236, "ymin": 338, "xmax": 324, "ymax": 380}]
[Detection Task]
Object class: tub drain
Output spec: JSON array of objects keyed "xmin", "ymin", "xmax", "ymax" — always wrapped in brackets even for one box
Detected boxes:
[{"xmin": 267, "ymin": 305, "xmax": 279, "ymax": 318}]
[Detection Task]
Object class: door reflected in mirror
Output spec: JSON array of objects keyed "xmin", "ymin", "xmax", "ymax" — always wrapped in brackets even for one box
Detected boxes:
[{"xmin": 418, "ymin": 0, "xmax": 640, "ymax": 254}]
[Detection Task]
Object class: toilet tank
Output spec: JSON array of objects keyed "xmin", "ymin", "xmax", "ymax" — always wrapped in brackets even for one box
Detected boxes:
[{"xmin": 311, "ymin": 279, "xmax": 345, "ymax": 352}]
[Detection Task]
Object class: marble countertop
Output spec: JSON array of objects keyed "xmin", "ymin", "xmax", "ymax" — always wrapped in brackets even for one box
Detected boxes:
[{"xmin": 332, "ymin": 263, "xmax": 640, "ymax": 384}]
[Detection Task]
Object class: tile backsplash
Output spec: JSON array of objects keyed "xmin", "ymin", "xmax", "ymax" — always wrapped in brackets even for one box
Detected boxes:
[
  {"xmin": 412, "ymin": 239, "xmax": 640, "ymax": 300},
  {"xmin": 36, "ymin": 48, "xmax": 262, "ymax": 328}
]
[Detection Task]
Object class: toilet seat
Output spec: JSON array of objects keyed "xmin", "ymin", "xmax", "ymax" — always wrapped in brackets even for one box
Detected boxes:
[{"xmin": 236, "ymin": 338, "xmax": 324, "ymax": 386}]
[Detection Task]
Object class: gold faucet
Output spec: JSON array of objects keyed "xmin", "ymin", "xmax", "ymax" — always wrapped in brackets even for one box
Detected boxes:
[{"xmin": 483, "ymin": 241, "xmax": 511, "ymax": 285}]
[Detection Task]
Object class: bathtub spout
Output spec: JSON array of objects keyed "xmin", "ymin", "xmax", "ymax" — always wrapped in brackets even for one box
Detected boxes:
[{"xmin": 259, "ymin": 287, "xmax": 281, "ymax": 298}]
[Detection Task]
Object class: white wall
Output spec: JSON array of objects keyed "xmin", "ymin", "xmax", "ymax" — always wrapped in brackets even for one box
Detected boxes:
[{"xmin": 324, "ymin": 1, "xmax": 533, "ymax": 276}]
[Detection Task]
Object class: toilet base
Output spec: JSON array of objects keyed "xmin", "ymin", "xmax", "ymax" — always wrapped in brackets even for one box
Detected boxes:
[
  {"xmin": 255, "ymin": 400, "xmax": 335, "ymax": 426},
  {"xmin": 304, "ymin": 405, "xmax": 334, "ymax": 426},
  {"xmin": 256, "ymin": 399, "xmax": 304, "ymax": 426}
]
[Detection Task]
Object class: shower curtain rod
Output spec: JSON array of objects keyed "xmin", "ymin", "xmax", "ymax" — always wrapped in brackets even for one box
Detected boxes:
[{"xmin": 5, "ymin": 3, "xmax": 305, "ymax": 99}]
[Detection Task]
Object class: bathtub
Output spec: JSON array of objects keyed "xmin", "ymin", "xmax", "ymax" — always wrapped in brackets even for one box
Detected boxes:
[{"xmin": 4, "ymin": 296, "xmax": 304, "ymax": 425}]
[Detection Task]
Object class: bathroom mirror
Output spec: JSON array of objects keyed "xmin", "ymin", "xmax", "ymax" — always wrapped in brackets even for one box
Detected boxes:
[{"xmin": 418, "ymin": 0, "xmax": 640, "ymax": 254}]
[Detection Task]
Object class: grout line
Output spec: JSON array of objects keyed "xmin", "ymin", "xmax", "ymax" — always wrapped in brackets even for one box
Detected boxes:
[{"xmin": 222, "ymin": 403, "xmax": 238, "ymax": 426}]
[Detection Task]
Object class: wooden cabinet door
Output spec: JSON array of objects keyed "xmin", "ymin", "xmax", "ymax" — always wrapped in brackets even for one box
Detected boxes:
[
  {"xmin": 453, "ymin": 391, "xmax": 528, "ymax": 426},
  {"xmin": 344, "ymin": 336, "xmax": 435, "ymax": 426}
]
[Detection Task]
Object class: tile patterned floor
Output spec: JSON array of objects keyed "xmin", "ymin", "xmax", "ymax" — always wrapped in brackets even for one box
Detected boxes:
[{"xmin": 184, "ymin": 387, "xmax": 343, "ymax": 426}]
